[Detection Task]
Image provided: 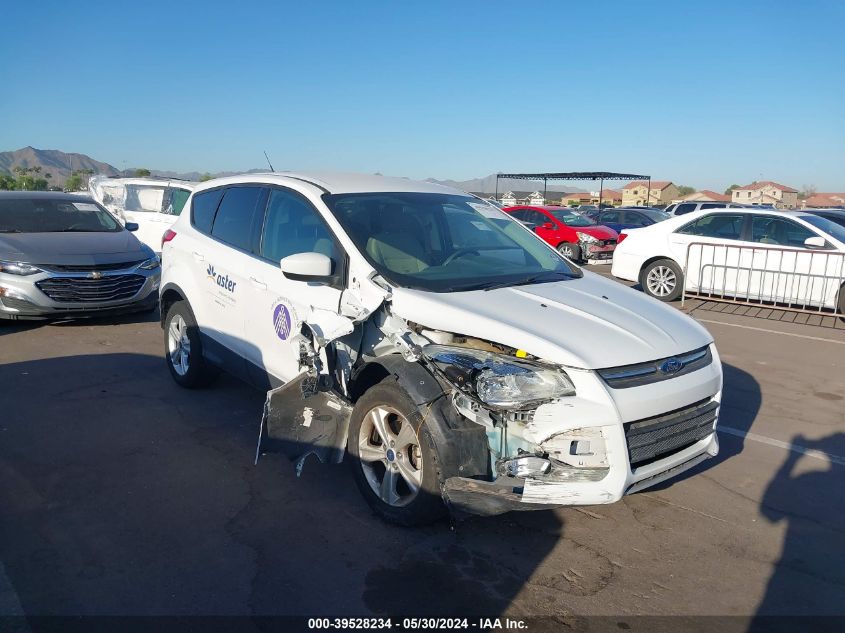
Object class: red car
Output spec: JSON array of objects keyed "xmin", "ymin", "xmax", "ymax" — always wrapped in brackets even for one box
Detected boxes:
[{"xmin": 505, "ymin": 205, "xmax": 619, "ymax": 262}]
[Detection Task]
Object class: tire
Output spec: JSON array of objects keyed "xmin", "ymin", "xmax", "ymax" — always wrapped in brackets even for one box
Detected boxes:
[
  {"xmin": 641, "ymin": 258, "xmax": 684, "ymax": 302},
  {"xmin": 838, "ymin": 284, "xmax": 845, "ymax": 322},
  {"xmin": 163, "ymin": 300, "xmax": 218, "ymax": 388},
  {"xmin": 557, "ymin": 242, "xmax": 581, "ymax": 262},
  {"xmin": 347, "ymin": 378, "xmax": 447, "ymax": 526}
]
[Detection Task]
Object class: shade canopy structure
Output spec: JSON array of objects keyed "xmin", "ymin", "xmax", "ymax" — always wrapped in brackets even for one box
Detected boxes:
[{"xmin": 496, "ymin": 172, "xmax": 651, "ymax": 208}]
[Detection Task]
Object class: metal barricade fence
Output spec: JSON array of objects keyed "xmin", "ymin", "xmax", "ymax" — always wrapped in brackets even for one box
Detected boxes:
[{"xmin": 681, "ymin": 242, "xmax": 845, "ymax": 316}]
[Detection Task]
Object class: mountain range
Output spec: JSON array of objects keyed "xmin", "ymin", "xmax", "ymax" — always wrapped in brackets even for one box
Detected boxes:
[{"xmin": 0, "ymin": 146, "xmax": 585, "ymax": 193}]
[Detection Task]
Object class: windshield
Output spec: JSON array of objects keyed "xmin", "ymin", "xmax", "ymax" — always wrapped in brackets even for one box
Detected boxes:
[
  {"xmin": 323, "ymin": 192, "xmax": 580, "ymax": 292},
  {"xmin": 802, "ymin": 214, "xmax": 845, "ymax": 244},
  {"xmin": 0, "ymin": 198, "xmax": 121, "ymax": 233},
  {"xmin": 548, "ymin": 209, "xmax": 596, "ymax": 227}
]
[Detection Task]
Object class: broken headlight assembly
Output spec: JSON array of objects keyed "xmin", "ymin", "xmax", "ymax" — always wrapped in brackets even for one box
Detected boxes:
[
  {"xmin": 422, "ymin": 344, "xmax": 575, "ymax": 409},
  {"xmin": 139, "ymin": 257, "xmax": 161, "ymax": 270},
  {"xmin": 575, "ymin": 231, "xmax": 598, "ymax": 244},
  {"xmin": 0, "ymin": 261, "xmax": 41, "ymax": 276}
]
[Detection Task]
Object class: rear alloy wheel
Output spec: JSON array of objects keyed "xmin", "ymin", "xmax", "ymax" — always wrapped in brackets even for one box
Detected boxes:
[
  {"xmin": 348, "ymin": 378, "xmax": 446, "ymax": 526},
  {"xmin": 164, "ymin": 301, "xmax": 218, "ymax": 388},
  {"xmin": 557, "ymin": 242, "xmax": 581, "ymax": 261},
  {"xmin": 642, "ymin": 258, "xmax": 684, "ymax": 301}
]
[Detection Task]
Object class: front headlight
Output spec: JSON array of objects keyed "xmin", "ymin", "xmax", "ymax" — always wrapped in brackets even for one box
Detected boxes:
[
  {"xmin": 575, "ymin": 231, "xmax": 598, "ymax": 243},
  {"xmin": 0, "ymin": 261, "xmax": 41, "ymax": 276},
  {"xmin": 139, "ymin": 257, "xmax": 160, "ymax": 270},
  {"xmin": 422, "ymin": 344, "xmax": 575, "ymax": 409}
]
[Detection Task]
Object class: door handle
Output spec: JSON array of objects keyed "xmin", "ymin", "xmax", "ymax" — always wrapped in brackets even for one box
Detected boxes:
[
  {"xmin": 192, "ymin": 251, "xmax": 204, "ymax": 261},
  {"xmin": 249, "ymin": 276, "xmax": 267, "ymax": 290}
]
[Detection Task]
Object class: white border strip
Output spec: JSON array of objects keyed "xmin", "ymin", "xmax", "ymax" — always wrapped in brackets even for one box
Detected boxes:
[
  {"xmin": 696, "ymin": 318, "xmax": 845, "ymax": 345},
  {"xmin": 719, "ymin": 426, "xmax": 845, "ymax": 467}
]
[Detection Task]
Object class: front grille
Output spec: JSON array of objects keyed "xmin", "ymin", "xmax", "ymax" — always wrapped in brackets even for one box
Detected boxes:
[
  {"xmin": 598, "ymin": 239, "xmax": 617, "ymax": 247},
  {"xmin": 36, "ymin": 275, "xmax": 145, "ymax": 303},
  {"xmin": 598, "ymin": 346, "xmax": 712, "ymax": 389},
  {"xmin": 625, "ymin": 398, "xmax": 718, "ymax": 468},
  {"xmin": 39, "ymin": 261, "xmax": 142, "ymax": 273}
]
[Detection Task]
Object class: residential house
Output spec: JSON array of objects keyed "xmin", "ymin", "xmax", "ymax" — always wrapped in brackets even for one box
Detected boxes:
[
  {"xmin": 622, "ymin": 181, "xmax": 679, "ymax": 207},
  {"xmin": 731, "ymin": 181, "xmax": 799, "ymax": 208},
  {"xmin": 802, "ymin": 193, "xmax": 845, "ymax": 208},
  {"xmin": 590, "ymin": 189, "xmax": 623, "ymax": 206},
  {"xmin": 500, "ymin": 191, "xmax": 517, "ymax": 206},
  {"xmin": 528, "ymin": 191, "xmax": 545, "ymax": 205},
  {"xmin": 559, "ymin": 192, "xmax": 592, "ymax": 206},
  {"xmin": 674, "ymin": 190, "xmax": 731, "ymax": 204}
]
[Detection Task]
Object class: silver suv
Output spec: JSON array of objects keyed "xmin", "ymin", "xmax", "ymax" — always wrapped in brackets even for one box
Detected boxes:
[{"xmin": 664, "ymin": 201, "xmax": 742, "ymax": 216}]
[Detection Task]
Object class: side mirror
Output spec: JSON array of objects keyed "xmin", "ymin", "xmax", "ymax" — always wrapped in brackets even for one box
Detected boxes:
[
  {"xmin": 280, "ymin": 252, "xmax": 333, "ymax": 282},
  {"xmin": 542, "ymin": 222, "xmax": 554, "ymax": 229},
  {"xmin": 125, "ymin": 222, "xmax": 139, "ymax": 232},
  {"xmin": 804, "ymin": 236, "xmax": 827, "ymax": 249}
]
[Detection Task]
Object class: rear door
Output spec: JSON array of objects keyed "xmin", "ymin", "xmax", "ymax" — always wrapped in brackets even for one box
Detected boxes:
[
  {"xmin": 673, "ymin": 213, "xmax": 747, "ymax": 293},
  {"xmin": 241, "ymin": 187, "xmax": 347, "ymax": 386},
  {"xmin": 199, "ymin": 185, "xmax": 268, "ymax": 367}
]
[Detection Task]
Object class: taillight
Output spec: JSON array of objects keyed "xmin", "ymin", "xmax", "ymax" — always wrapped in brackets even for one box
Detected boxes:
[
  {"xmin": 161, "ymin": 229, "xmax": 177, "ymax": 249},
  {"xmin": 617, "ymin": 232, "xmax": 628, "ymax": 244}
]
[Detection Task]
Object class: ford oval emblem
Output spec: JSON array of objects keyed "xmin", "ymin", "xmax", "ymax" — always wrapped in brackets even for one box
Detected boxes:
[{"xmin": 660, "ymin": 358, "xmax": 684, "ymax": 374}]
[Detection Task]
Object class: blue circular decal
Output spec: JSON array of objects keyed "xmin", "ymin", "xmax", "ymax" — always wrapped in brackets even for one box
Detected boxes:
[{"xmin": 272, "ymin": 303, "xmax": 292, "ymax": 340}]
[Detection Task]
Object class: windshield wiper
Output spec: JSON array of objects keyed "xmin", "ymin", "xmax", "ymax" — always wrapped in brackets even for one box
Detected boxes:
[
  {"xmin": 478, "ymin": 270, "xmax": 578, "ymax": 292},
  {"xmin": 0, "ymin": 229, "xmax": 22, "ymax": 233}
]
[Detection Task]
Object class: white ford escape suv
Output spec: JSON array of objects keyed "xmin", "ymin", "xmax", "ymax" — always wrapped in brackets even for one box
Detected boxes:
[{"xmin": 160, "ymin": 172, "xmax": 721, "ymax": 525}]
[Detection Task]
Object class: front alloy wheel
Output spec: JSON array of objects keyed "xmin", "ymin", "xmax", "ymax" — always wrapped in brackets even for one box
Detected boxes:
[{"xmin": 358, "ymin": 405, "xmax": 423, "ymax": 507}]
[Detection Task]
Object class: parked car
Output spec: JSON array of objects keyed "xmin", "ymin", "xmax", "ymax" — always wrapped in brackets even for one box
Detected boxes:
[
  {"xmin": 805, "ymin": 208, "xmax": 845, "ymax": 229},
  {"xmin": 664, "ymin": 201, "xmax": 743, "ymax": 216},
  {"xmin": 159, "ymin": 172, "xmax": 722, "ymax": 525},
  {"xmin": 504, "ymin": 205, "xmax": 618, "ymax": 262},
  {"xmin": 584, "ymin": 207, "xmax": 671, "ymax": 234},
  {"xmin": 88, "ymin": 176, "xmax": 196, "ymax": 253},
  {"xmin": 611, "ymin": 207, "xmax": 845, "ymax": 311},
  {"xmin": 0, "ymin": 191, "xmax": 160, "ymax": 320}
]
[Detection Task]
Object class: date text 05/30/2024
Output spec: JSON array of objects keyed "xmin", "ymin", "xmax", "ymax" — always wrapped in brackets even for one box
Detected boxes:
[{"xmin": 307, "ymin": 618, "xmax": 528, "ymax": 630}]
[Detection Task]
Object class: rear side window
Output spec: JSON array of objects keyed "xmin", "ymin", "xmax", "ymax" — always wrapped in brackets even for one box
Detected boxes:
[
  {"xmin": 168, "ymin": 188, "xmax": 192, "ymax": 216},
  {"xmin": 191, "ymin": 189, "xmax": 224, "ymax": 234},
  {"xmin": 211, "ymin": 186, "xmax": 265, "ymax": 251},
  {"xmin": 678, "ymin": 214, "xmax": 745, "ymax": 240},
  {"xmin": 675, "ymin": 203, "xmax": 697, "ymax": 215}
]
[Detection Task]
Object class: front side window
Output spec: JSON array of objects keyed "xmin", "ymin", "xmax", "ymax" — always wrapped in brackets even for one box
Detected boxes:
[
  {"xmin": 323, "ymin": 192, "xmax": 580, "ymax": 292},
  {"xmin": 124, "ymin": 185, "xmax": 167, "ymax": 213},
  {"xmin": 0, "ymin": 198, "xmax": 120, "ymax": 233},
  {"xmin": 751, "ymin": 216, "xmax": 816, "ymax": 247},
  {"xmin": 804, "ymin": 214, "xmax": 845, "ymax": 240},
  {"xmin": 260, "ymin": 189, "xmax": 339, "ymax": 268},
  {"xmin": 678, "ymin": 214, "xmax": 745, "ymax": 240},
  {"xmin": 210, "ymin": 186, "xmax": 265, "ymax": 250},
  {"xmin": 599, "ymin": 210, "xmax": 622, "ymax": 223},
  {"xmin": 675, "ymin": 203, "xmax": 697, "ymax": 215}
]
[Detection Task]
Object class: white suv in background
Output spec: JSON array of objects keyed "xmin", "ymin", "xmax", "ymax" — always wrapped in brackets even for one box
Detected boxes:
[
  {"xmin": 159, "ymin": 172, "xmax": 722, "ymax": 525},
  {"xmin": 88, "ymin": 176, "xmax": 196, "ymax": 253},
  {"xmin": 664, "ymin": 201, "xmax": 743, "ymax": 216}
]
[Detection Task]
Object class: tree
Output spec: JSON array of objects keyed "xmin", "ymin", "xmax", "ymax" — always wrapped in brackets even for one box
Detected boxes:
[
  {"xmin": 724, "ymin": 184, "xmax": 741, "ymax": 195},
  {"xmin": 0, "ymin": 173, "xmax": 16, "ymax": 190},
  {"xmin": 199, "ymin": 173, "xmax": 214, "ymax": 182},
  {"xmin": 799, "ymin": 184, "xmax": 817, "ymax": 201},
  {"xmin": 676, "ymin": 185, "xmax": 695, "ymax": 197},
  {"xmin": 135, "ymin": 168, "xmax": 151, "ymax": 177},
  {"xmin": 65, "ymin": 173, "xmax": 84, "ymax": 191}
]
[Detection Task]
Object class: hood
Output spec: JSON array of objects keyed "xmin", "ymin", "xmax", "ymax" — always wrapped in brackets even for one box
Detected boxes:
[
  {"xmin": 390, "ymin": 272, "xmax": 712, "ymax": 369},
  {"xmin": 0, "ymin": 231, "xmax": 151, "ymax": 266},
  {"xmin": 578, "ymin": 225, "xmax": 618, "ymax": 239}
]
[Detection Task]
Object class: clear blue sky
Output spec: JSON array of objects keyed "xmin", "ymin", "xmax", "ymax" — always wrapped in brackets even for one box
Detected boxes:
[{"xmin": 1, "ymin": 0, "xmax": 843, "ymax": 191}]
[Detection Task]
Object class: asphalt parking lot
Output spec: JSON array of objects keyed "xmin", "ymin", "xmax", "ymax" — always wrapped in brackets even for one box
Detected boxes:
[{"xmin": 1, "ymin": 267, "xmax": 844, "ymax": 626}]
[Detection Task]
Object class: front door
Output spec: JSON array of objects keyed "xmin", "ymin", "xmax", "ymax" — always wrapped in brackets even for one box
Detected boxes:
[{"xmin": 241, "ymin": 187, "xmax": 346, "ymax": 385}]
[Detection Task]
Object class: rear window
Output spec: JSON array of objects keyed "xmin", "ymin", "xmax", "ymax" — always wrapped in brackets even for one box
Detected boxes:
[
  {"xmin": 210, "ymin": 186, "xmax": 265, "ymax": 251},
  {"xmin": 191, "ymin": 189, "xmax": 224, "ymax": 234}
]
